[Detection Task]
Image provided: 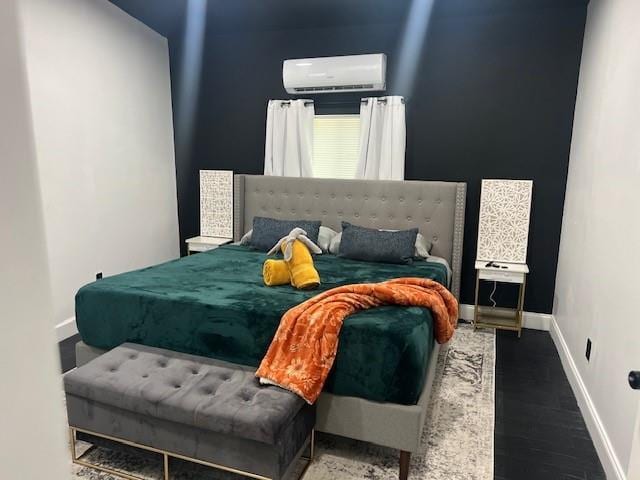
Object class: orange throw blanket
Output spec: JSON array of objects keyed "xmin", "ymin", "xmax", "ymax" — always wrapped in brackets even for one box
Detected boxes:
[{"xmin": 256, "ymin": 277, "xmax": 458, "ymax": 404}]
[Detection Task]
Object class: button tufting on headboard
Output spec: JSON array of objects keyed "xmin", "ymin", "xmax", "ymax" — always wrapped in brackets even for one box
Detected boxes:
[{"xmin": 234, "ymin": 175, "xmax": 466, "ymax": 299}]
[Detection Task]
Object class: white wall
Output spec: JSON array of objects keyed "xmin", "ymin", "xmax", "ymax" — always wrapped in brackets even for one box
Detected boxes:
[
  {"xmin": 0, "ymin": 0, "xmax": 69, "ymax": 477},
  {"xmin": 553, "ymin": 0, "xmax": 640, "ymax": 477},
  {"xmin": 20, "ymin": 0, "xmax": 180, "ymax": 331}
]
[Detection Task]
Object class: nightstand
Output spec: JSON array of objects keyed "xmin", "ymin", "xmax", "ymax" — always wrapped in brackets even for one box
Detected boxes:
[
  {"xmin": 185, "ymin": 236, "xmax": 232, "ymax": 255},
  {"xmin": 473, "ymin": 260, "xmax": 529, "ymax": 337}
]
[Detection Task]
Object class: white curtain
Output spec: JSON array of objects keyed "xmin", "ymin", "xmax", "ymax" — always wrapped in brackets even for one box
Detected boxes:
[
  {"xmin": 356, "ymin": 95, "xmax": 406, "ymax": 180},
  {"xmin": 263, "ymin": 99, "xmax": 314, "ymax": 177}
]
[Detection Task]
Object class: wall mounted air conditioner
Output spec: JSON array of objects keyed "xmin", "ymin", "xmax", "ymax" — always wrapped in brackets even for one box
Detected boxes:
[{"xmin": 283, "ymin": 54, "xmax": 386, "ymax": 94}]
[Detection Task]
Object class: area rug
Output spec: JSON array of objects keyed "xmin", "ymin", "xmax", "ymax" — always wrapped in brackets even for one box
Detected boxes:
[{"xmin": 70, "ymin": 323, "xmax": 495, "ymax": 480}]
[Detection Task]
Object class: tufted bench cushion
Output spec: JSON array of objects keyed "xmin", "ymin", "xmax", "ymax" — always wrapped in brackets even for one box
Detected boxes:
[{"xmin": 64, "ymin": 343, "xmax": 315, "ymax": 479}]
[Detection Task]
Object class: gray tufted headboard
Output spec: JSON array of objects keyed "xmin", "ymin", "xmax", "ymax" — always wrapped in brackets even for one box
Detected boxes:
[{"xmin": 233, "ymin": 175, "xmax": 466, "ymax": 298}]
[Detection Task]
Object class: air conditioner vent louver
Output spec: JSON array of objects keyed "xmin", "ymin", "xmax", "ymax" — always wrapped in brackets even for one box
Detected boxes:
[
  {"xmin": 293, "ymin": 84, "xmax": 375, "ymax": 93},
  {"xmin": 284, "ymin": 54, "xmax": 386, "ymax": 94}
]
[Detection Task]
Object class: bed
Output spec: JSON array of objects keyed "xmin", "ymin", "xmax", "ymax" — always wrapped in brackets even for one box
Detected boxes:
[{"xmin": 74, "ymin": 174, "xmax": 466, "ymax": 479}]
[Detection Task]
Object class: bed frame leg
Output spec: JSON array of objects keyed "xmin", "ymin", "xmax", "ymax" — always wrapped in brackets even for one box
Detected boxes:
[{"xmin": 399, "ymin": 450, "xmax": 410, "ymax": 480}]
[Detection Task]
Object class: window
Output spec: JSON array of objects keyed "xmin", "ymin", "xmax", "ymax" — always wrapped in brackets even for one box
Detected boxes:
[{"xmin": 312, "ymin": 115, "xmax": 360, "ymax": 179}]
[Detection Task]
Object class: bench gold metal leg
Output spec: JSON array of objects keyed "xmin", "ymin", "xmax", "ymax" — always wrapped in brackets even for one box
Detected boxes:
[
  {"xmin": 69, "ymin": 425, "xmax": 315, "ymax": 480},
  {"xmin": 311, "ymin": 429, "xmax": 315, "ymax": 460},
  {"xmin": 297, "ymin": 429, "xmax": 315, "ymax": 479},
  {"xmin": 304, "ymin": 429, "xmax": 315, "ymax": 461},
  {"xmin": 69, "ymin": 427, "xmax": 75, "ymax": 459},
  {"xmin": 163, "ymin": 453, "xmax": 169, "ymax": 480},
  {"xmin": 70, "ymin": 428, "xmax": 96, "ymax": 463},
  {"xmin": 70, "ymin": 428, "xmax": 148, "ymax": 480}
]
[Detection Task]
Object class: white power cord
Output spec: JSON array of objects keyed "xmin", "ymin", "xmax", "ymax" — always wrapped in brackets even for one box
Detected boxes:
[{"xmin": 489, "ymin": 281, "xmax": 497, "ymax": 307}]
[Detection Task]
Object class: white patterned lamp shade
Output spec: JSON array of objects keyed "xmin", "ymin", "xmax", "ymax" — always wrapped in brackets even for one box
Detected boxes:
[
  {"xmin": 200, "ymin": 170, "xmax": 233, "ymax": 238},
  {"xmin": 477, "ymin": 179, "xmax": 533, "ymax": 263}
]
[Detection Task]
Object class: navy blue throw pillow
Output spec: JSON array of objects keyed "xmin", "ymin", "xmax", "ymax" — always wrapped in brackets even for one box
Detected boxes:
[
  {"xmin": 338, "ymin": 222, "xmax": 418, "ymax": 264},
  {"xmin": 249, "ymin": 217, "xmax": 321, "ymax": 251}
]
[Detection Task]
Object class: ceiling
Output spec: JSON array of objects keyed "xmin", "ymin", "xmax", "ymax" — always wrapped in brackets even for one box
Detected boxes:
[{"xmin": 109, "ymin": 0, "xmax": 589, "ymax": 38}]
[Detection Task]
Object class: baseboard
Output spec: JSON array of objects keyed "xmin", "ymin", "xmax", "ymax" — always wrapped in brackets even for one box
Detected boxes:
[
  {"xmin": 55, "ymin": 316, "xmax": 78, "ymax": 342},
  {"xmin": 459, "ymin": 304, "xmax": 552, "ymax": 331},
  {"xmin": 550, "ymin": 317, "xmax": 626, "ymax": 480}
]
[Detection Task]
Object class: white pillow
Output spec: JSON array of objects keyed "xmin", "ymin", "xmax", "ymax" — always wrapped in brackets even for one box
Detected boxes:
[
  {"xmin": 317, "ymin": 226, "xmax": 338, "ymax": 252},
  {"xmin": 329, "ymin": 231, "xmax": 432, "ymax": 258},
  {"xmin": 414, "ymin": 234, "xmax": 432, "ymax": 258},
  {"xmin": 240, "ymin": 226, "xmax": 337, "ymax": 252},
  {"xmin": 239, "ymin": 229, "xmax": 252, "ymax": 245},
  {"xmin": 329, "ymin": 232, "xmax": 342, "ymax": 255}
]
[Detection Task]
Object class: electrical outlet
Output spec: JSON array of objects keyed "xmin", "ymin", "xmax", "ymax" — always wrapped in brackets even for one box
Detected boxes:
[
  {"xmin": 96, "ymin": 272, "xmax": 103, "ymax": 280},
  {"xmin": 585, "ymin": 338, "xmax": 592, "ymax": 361}
]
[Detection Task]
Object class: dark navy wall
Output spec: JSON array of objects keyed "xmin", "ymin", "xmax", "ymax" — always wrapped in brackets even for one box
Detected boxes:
[{"xmin": 110, "ymin": 0, "xmax": 587, "ymax": 313}]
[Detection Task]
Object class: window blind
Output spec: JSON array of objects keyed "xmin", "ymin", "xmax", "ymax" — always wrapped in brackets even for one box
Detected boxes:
[{"xmin": 312, "ymin": 115, "xmax": 360, "ymax": 179}]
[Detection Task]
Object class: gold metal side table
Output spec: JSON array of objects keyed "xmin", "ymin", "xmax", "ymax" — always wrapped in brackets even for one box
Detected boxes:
[{"xmin": 473, "ymin": 260, "xmax": 529, "ymax": 337}]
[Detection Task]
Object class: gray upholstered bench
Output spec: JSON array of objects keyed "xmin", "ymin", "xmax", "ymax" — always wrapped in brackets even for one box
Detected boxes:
[{"xmin": 64, "ymin": 343, "xmax": 315, "ymax": 480}]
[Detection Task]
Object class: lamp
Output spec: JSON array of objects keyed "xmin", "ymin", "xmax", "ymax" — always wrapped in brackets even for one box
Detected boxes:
[
  {"xmin": 476, "ymin": 179, "xmax": 533, "ymax": 264},
  {"xmin": 200, "ymin": 170, "xmax": 233, "ymax": 239}
]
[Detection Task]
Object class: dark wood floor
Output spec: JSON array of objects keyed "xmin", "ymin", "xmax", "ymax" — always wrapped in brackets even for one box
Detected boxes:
[
  {"xmin": 495, "ymin": 329, "xmax": 605, "ymax": 480},
  {"xmin": 59, "ymin": 329, "xmax": 605, "ymax": 480}
]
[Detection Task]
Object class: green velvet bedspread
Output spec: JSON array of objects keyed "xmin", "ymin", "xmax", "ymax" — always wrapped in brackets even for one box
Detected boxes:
[{"xmin": 75, "ymin": 245, "xmax": 449, "ymax": 405}]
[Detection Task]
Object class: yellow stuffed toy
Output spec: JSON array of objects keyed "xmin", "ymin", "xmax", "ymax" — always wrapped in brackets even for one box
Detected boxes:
[{"xmin": 263, "ymin": 228, "xmax": 322, "ymax": 289}]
